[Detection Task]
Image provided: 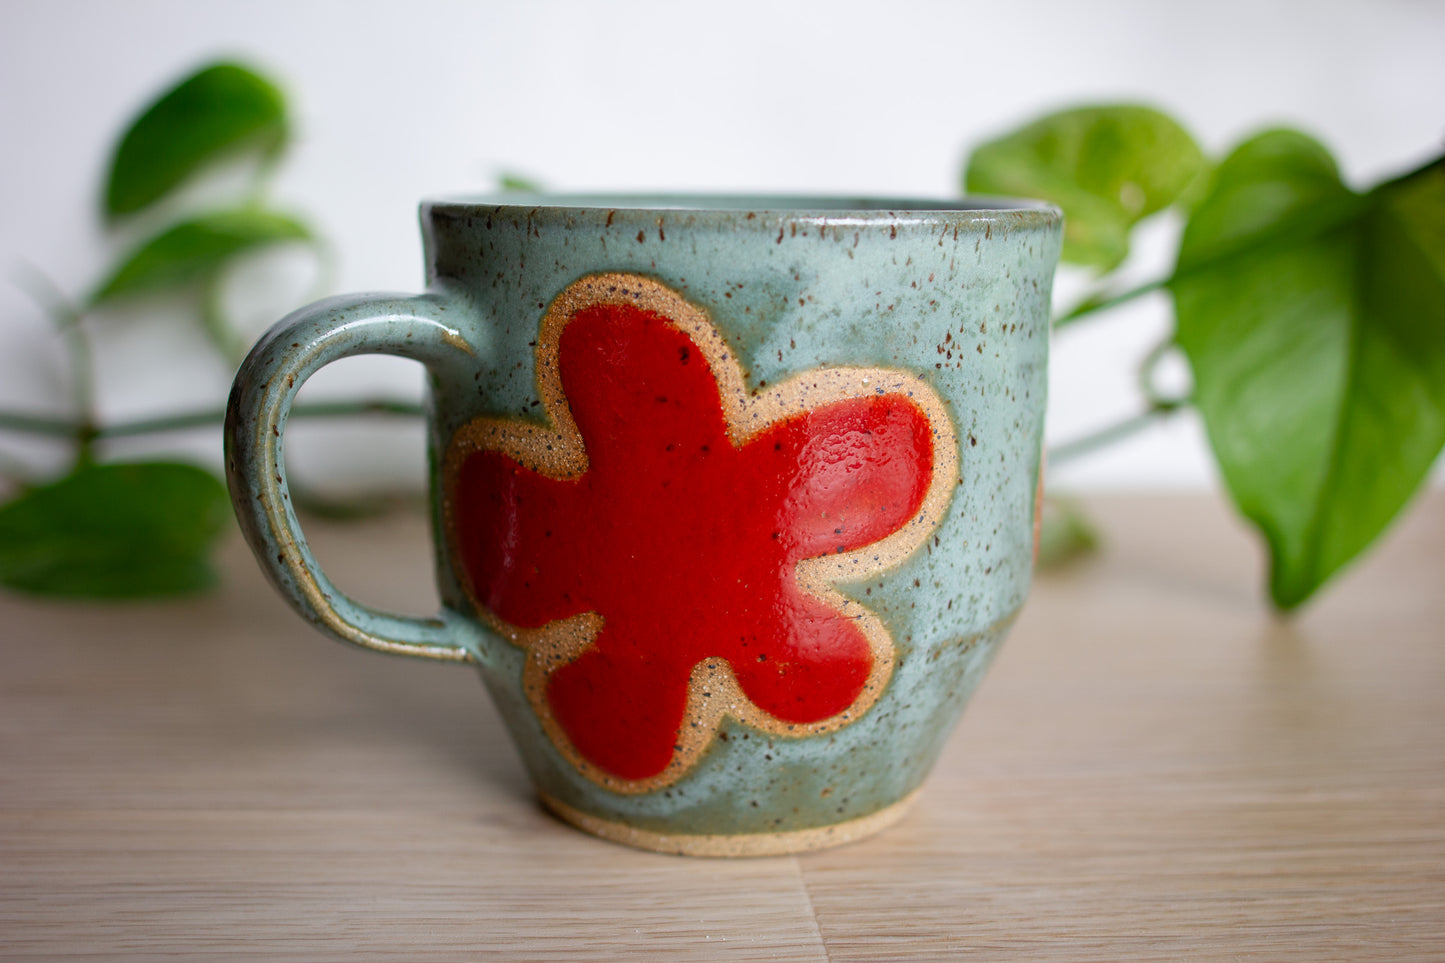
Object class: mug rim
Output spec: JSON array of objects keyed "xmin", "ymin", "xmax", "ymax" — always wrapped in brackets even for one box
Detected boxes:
[{"xmin": 422, "ymin": 192, "xmax": 1060, "ymax": 226}]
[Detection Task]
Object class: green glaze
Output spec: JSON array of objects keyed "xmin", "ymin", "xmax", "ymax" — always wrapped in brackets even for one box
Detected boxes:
[{"xmin": 226, "ymin": 195, "xmax": 1061, "ymax": 852}]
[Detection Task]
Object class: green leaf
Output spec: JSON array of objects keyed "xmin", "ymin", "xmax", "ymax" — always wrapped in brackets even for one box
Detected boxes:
[
  {"xmin": 90, "ymin": 209, "xmax": 312, "ymax": 305},
  {"xmin": 105, "ymin": 61, "xmax": 288, "ymax": 219},
  {"xmin": 0, "ymin": 462, "xmax": 231, "ymax": 599},
  {"xmin": 498, "ymin": 172, "xmax": 545, "ymax": 193},
  {"xmin": 1172, "ymin": 130, "xmax": 1445, "ymax": 609},
  {"xmin": 964, "ymin": 104, "xmax": 1207, "ymax": 270},
  {"xmin": 1036, "ymin": 497, "xmax": 1100, "ymax": 570}
]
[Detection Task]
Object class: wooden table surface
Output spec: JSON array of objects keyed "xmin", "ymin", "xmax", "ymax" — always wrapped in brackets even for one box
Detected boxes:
[{"xmin": 2, "ymin": 494, "xmax": 1442, "ymax": 960}]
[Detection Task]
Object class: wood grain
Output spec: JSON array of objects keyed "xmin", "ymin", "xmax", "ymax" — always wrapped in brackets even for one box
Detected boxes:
[{"xmin": 2, "ymin": 494, "xmax": 1442, "ymax": 960}]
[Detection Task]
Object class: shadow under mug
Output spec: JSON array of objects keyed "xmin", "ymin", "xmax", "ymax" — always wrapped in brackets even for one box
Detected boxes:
[{"xmin": 225, "ymin": 195, "xmax": 1061, "ymax": 856}]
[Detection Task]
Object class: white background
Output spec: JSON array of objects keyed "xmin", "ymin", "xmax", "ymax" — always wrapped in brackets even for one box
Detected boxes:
[{"xmin": 1, "ymin": 0, "xmax": 1442, "ymax": 494}]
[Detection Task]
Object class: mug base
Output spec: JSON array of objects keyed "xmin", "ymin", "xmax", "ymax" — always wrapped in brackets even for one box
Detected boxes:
[{"xmin": 538, "ymin": 787, "xmax": 921, "ymax": 857}]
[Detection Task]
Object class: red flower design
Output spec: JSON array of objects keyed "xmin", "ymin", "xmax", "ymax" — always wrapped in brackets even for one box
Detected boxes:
[{"xmin": 445, "ymin": 274, "xmax": 956, "ymax": 791}]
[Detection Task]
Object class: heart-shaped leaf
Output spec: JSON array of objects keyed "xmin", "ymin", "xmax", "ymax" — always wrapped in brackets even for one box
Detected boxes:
[
  {"xmin": 1172, "ymin": 130, "xmax": 1445, "ymax": 609},
  {"xmin": 1036, "ymin": 497, "xmax": 1100, "ymax": 569},
  {"xmin": 965, "ymin": 104, "xmax": 1207, "ymax": 270},
  {"xmin": 105, "ymin": 62, "xmax": 288, "ymax": 219},
  {"xmin": 90, "ymin": 209, "xmax": 312, "ymax": 306},
  {"xmin": 498, "ymin": 172, "xmax": 545, "ymax": 193},
  {"xmin": 0, "ymin": 462, "xmax": 231, "ymax": 598}
]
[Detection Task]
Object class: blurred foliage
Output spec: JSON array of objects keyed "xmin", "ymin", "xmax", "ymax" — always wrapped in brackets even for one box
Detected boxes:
[
  {"xmin": 0, "ymin": 71, "xmax": 1440, "ymax": 613},
  {"xmin": 497, "ymin": 171, "xmax": 545, "ymax": 193},
  {"xmin": 966, "ymin": 105, "xmax": 1207, "ymax": 270},
  {"xmin": 1036, "ymin": 497, "xmax": 1100, "ymax": 570},
  {"xmin": 0, "ymin": 463, "xmax": 229, "ymax": 597},
  {"xmin": 0, "ymin": 61, "xmax": 317, "ymax": 599},
  {"xmin": 105, "ymin": 63, "xmax": 287, "ymax": 219},
  {"xmin": 975, "ymin": 106, "xmax": 1445, "ymax": 609},
  {"xmin": 92, "ymin": 210, "xmax": 312, "ymax": 305},
  {"xmin": 1175, "ymin": 135, "xmax": 1444, "ymax": 608}
]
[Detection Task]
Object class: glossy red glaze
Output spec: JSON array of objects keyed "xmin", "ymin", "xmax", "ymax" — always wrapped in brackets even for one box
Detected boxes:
[{"xmin": 452, "ymin": 303, "xmax": 935, "ymax": 780}]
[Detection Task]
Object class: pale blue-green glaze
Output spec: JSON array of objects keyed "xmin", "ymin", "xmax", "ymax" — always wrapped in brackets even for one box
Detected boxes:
[{"xmin": 226, "ymin": 195, "xmax": 1061, "ymax": 847}]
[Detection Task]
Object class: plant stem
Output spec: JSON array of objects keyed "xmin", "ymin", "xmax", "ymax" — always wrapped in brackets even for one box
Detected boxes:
[
  {"xmin": 102, "ymin": 399, "xmax": 426, "ymax": 439},
  {"xmin": 1051, "ymin": 194, "xmax": 1366, "ymax": 330},
  {"xmin": 0, "ymin": 398, "xmax": 426, "ymax": 444},
  {"xmin": 247, "ymin": 140, "xmax": 286, "ymax": 207},
  {"xmin": 64, "ymin": 322, "xmax": 99, "ymax": 466},
  {"xmin": 0, "ymin": 411, "xmax": 78, "ymax": 437},
  {"xmin": 1053, "ymin": 278, "xmax": 1166, "ymax": 329},
  {"xmin": 1137, "ymin": 337, "xmax": 1184, "ymax": 408},
  {"xmin": 1048, "ymin": 336, "xmax": 1190, "ymax": 467},
  {"xmin": 1047, "ymin": 401, "xmax": 1184, "ymax": 466},
  {"xmin": 308, "ymin": 236, "xmax": 338, "ymax": 305},
  {"xmin": 10, "ymin": 263, "xmax": 98, "ymax": 465},
  {"xmin": 201, "ymin": 274, "xmax": 248, "ymax": 365},
  {"xmin": 287, "ymin": 481, "xmax": 428, "ymax": 520}
]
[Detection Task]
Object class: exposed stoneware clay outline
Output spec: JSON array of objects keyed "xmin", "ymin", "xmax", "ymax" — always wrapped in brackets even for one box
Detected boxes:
[
  {"xmin": 540, "ymin": 786, "xmax": 923, "ymax": 857},
  {"xmin": 443, "ymin": 272, "xmax": 959, "ymax": 794}
]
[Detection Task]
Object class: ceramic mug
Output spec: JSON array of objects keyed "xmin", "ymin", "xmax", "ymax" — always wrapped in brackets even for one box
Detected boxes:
[{"xmin": 225, "ymin": 195, "xmax": 1061, "ymax": 856}]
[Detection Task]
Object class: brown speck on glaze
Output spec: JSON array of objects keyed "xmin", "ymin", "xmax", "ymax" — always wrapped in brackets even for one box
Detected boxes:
[{"xmin": 311, "ymin": 195, "xmax": 1063, "ymax": 850}]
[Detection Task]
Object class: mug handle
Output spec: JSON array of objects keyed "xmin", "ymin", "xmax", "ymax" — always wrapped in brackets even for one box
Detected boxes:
[{"xmin": 224, "ymin": 292, "xmax": 480, "ymax": 663}]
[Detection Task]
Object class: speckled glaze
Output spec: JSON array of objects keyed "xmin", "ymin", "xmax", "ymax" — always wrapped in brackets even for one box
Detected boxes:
[{"xmin": 225, "ymin": 195, "xmax": 1061, "ymax": 856}]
